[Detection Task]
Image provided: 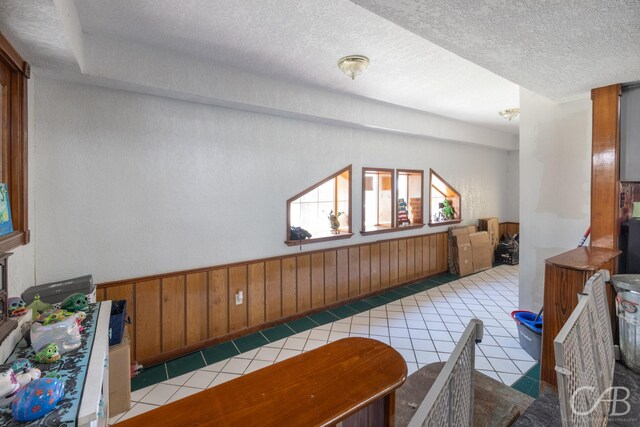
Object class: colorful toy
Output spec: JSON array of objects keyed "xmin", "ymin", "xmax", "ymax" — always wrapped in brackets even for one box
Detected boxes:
[
  {"xmin": 36, "ymin": 309, "xmax": 74, "ymax": 326},
  {"xmin": 74, "ymin": 311, "xmax": 87, "ymax": 332},
  {"xmin": 34, "ymin": 343, "xmax": 61, "ymax": 364},
  {"xmin": 327, "ymin": 210, "xmax": 344, "ymax": 234},
  {"xmin": 26, "ymin": 294, "xmax": 53, "ymax": 317},
  {"xmin": 61, "ymin": 293, "xmax": 88, "ymax": 312},
  {"xmin": 441, "ymin": 199, "xmax": 456, "ymax": 220},
  {"xmin": 8, "ymin": 297, "xmax": 28, "ymax": 317},
  {"xmin": 10, "ymin": 359, "xmax": 41, "ymax": 387},
  {"xmin": 11, "ymin": 378, "xmax": 65, "ymax": 422},
  {"xmin": 0, "ymin": 367, "xmax": 19, "ymax": 406}
]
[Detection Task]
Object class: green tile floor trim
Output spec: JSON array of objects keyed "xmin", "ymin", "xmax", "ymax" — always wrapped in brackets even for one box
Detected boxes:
[
  {"xmin": 511, "ymin": 362, "xmax": 540, "ymax": 399},
  {"xmin": 131, "ymin": 273, "xmax": 456, "ymax": 392}
]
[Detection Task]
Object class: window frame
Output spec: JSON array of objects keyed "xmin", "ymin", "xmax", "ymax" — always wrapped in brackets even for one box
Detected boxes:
[
  {"xmin": 428, "ymin": 168, "xmax": 462, "ymax": 227},
  {"xmin": 285, "ymin": 165, "xmax": 353, "ymax": 246},
  {"xmin": 396, "ymin": 169, "xmax": 425, "ymax": 227},
  {"xmin": 0, "ymin": 32, "xmax": 30, "ymax": 253}
]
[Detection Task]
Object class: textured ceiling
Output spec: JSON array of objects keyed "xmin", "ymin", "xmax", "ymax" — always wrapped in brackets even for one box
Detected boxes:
[
  {"xmin": 1, "ymin": 0, "xmax": 520, "ymax": 134},
  {"xmin": 351, "ymin": 0, "xmax": 640, "ymax": 101}
]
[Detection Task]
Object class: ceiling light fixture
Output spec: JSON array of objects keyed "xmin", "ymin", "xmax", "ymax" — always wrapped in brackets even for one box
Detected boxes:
[
  {"xmin": 337, "ymin": 55, "xmax": 370, "ymax": 80},
  {"xmin": 498, "ymin": 108, "xmax": 520, "ymax": 121}
]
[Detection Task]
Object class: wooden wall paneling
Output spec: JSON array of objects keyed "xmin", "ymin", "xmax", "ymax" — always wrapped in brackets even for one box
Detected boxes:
[
  {"xmin": 591, "ymin": 84, "xmax": 621, "ymax": 250},
  {"xmin": 96, "ymin": 288, "xmax": 106, "ymax": 302},
  {"xmin": 185, "ymin": 272, "xmax": 208, "ymax": 346},
  {"xmin": 161, "ymin": 275, "xmax": 186, "ymax": 353},
  {"xmin": 248, "ymin": 262, "xmax": 266, "ymax": 327},
  {"xmin": 507, "ymin": 223, "xmax": 519, "ymax": 236},
  {"xmin": 422, "ymin": 236, "xmax": 430, "ymax": 276},
  {"xmin": 406, "ymin": 238, "xmax": 415, "ymax": 279},
  {"xmin": 348, "ymin": 247, "xmax": 360, "ymax": 297},
  {"xmin": 104, "ymin": 283, "xmax": 136, "ymax": 359},
  {"xmin": 429, "ymin": 235, "xmax": 438, "ymax": 274},
  {"xmin": 208, "ymin": 269, "xmax": 229, "ymax": 337},
  {"xmin": 265, "ymin": 260, "xmax": 282, "ymax": 322},
  {"xmin": 281, "ymin": 257, "xmax": 297, "ymax": 317},
  {"xmin": 228, "ymin": 266, "xmax": 248, "ymax": 332},
  {"xmin": 135, "ymin": 279, "xmax": 161, "ymax": 361},
  {"xmin": 414, "ymin": 237, "xmax": 423, "ymax": 278},
  {"xmin": 337, "ymin": 249, "xmax": 349, "ymax": 300},
  {"xmin": 359, "ymin": 245, "xmax": 371, "ymax": 295},
  {"xmin": 437, "ymin": 233, "xmax": 447, "ymax": 273},
  {"xmin": 379, "ymin": 241, "xmax": 390, "ymax": 288},
  {"xmin": 370, "ymin": 243, "xmax": 380, "ymax": 291},
  {"xmin": 311, "ymin": 253, "xmax": 325, "ymax": 309},
  {"xmin": 389, "ymin": 240, "xmax": 399, "ymax": 286},
  {"xmin": 324, "ymin": 251, "xmax": 337, "ymax": 304},
  {"xmin": 397, "ymin": 239, "xmax": 407, "ymax": 283},
  {"xmin": 297, "ymin": 255, "xmax": 311, "ymax": 313}
]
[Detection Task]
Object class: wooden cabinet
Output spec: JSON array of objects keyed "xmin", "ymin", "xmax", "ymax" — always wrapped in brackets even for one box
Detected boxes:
[{"xmin": 540, "ymin": 247, "xmax": 620, "ymax": 390}]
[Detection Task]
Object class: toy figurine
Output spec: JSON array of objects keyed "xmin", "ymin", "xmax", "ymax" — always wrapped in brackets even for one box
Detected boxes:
[
  {"xmin": 327, "ymin": 210, "xmax": 344, "ymax": 234},
  {"xmin": 26, "ymin": 294, "xmax": 53, "ymax": 317},
  {"xmin": 0, "ymin": 367, "xmax": 19, "ymax": 406},
  {"xmin": 61, "ymin": 293, "xmax": 88, "ymax": 312},
  {"xmin": 35, "ymin": 309, "xmax": 74, "ymax": 326},
  {"xmin": 8, "ymin": 297, "xmax": 28, "ymax": 317},
  {"xmin": 11, "ymin": 378, "xmax": 65, "ymax": 422},
  {"xmin": 441, "ymin": 199, "xmax": 456, "ymax": 220},
  {"xmin": 10, "ymin": 359, "xmax": 42, "ymax": 387},
  {"xmin": 74, "ymin": 311, "xmax": 87, "ymax": 332},
  {"xmin": 34, "ymin": 343, "xmax": 61, "ymax": 364}
]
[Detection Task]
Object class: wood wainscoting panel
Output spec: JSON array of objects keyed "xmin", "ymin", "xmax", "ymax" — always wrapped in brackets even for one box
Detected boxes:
[
  {"xmin": 359, "ymin": 245, "xmax": 371, "ymax": 295},
  {"xmin": 336, "ymin": 249, "xmax": 349, "ymax": 301},
  {"xmin": 265, "ymin": 260, "xmax": 282, "ymax": 322},
  {"xmin": 379, "ymin": 241, "xmax": 390, "ymax": 288},
  {"xmin": 98, "ymin": 229, "xmax": 463, "ymax": 365},
  {"xmin": 248, "ymin": 262, "xmax": 266, "ymax": 327},
  {"xmin": 311, "ymin": 253, "xmax": 325, "ymax": 309},
  {"xmin": 208, "ymin": 269, "xmax": 229, "ymax": 337},
  {"xmin": 398, "ymin": 239, "xmax": 407, "ymax": 284},
  {"xmin": 161, "ymin": 275, "xmax": 186, "ymax": 353},
  {"xmin": 228, "ymin": 266, "xmax": 248, "ymax": 332},
  {"xmin": 369, "ymin": 243, "xmax": 380, "ymax": 292},
  {"xmin": 186, "ymin": 272, "xmax": 208, "ymax": 346},
  {"xmin": 104, "ymin": 283, "xmax": 136, "ymax": 359},
  {"xmin": 297, "ymin": 255, "xmax": 311, "ymax": 313},
  {"xmin": 134, "ymin": 279, "xmax": 161, "ymax": 362},
  {"xmin": 348, "ymin": 247, "xmax": 360, "ymax": 298},
  {"xmin": 324, "ymin": 251, "xmax": 337, "ymax": 304},
  {"xmin": 389, "ymin": 240, "xmax": 399, "ymax": 286}
]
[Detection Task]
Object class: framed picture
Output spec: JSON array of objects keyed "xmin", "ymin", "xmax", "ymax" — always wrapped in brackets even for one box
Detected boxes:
[{"xmin": 0, "ymin": 184, "xmax": 14, "ymax": 237}]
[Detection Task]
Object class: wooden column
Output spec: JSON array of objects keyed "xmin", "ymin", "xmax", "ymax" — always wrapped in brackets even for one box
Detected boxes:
[
  {"xmin": 540, "ymin": 247, "xmax": 620, "ymax": 391},
  {"xmin": 591, "ymin": 84, "xmax": 622, "ymax": 250}
]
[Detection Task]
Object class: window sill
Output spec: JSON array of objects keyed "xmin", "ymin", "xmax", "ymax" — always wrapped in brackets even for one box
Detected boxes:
[
  {"xmin": 360, "ymin": 224, "xmax": 425, "ymax": 236},
  {"xmin": 428, "ymin": 220, "xmax": 462, "ymax": 227},
  {"xmin": 0, "ymin": 230, "xmax": 29, "ymax": 253},
  {"xmin": 285, "ymin": 233, "xmax": 354, "ymax": 246}
]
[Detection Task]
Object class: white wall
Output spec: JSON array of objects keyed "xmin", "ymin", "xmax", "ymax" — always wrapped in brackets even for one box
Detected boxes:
[
  {"xmin": 10, "ymin": 76, "xmax": 515, "ymax": 289},
  {"xmin": 518, "ymin": 88, "xmax": 592, "ymax": 311},
  {"xmin": 505, "ymin": 150, "xmax": 520, "ymax": 222}
]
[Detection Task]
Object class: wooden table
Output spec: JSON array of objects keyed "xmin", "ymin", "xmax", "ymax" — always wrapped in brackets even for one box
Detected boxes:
[
  {"xmin": 540, "ymin": 246, "xmax": 620, "ymax": 390},
  {"xmin": 118, "ymin": 337, "xmax": 407, "ymax": 427}
]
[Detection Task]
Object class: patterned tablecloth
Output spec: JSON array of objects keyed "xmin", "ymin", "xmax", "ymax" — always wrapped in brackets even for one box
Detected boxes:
[{"xmin": 0, "ymin": 303, "xmax": 102, "ymax": 426}]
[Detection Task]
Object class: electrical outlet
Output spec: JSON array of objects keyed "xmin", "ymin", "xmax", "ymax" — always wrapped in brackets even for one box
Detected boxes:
[{"xmin": 235, "ymin": 291, "xmax": 243, "ymax": 305}]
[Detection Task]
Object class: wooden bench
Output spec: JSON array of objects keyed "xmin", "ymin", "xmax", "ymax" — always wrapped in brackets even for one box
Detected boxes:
[{"xmin": 117, "ymin": 337, "xmax": 407, "ymax": 426}]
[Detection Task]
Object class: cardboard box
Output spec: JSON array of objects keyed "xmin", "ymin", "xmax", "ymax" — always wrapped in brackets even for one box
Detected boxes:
[
  {"xmin": 109, "ymin": 332, "xmax": 131, "ymax": 417},
  {"xmin": 457, "ymin": 243, "xmax": 474, "ymax": 276},
  {"xmin": 448, "ymin": 225, "xmax": 479, "ymax": 276},
  {"xmin": 478, "ymin": 217, "xmax": 500, "ymax": 259},
  {"xmin": 470, "ymin": 231, "xmax": 492, "ymax": 272}
]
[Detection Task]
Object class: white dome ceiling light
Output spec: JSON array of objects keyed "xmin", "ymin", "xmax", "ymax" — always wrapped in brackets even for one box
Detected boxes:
[{"xmin": 337, "ymin": 55, "xmax": 370, "ymax": 80}]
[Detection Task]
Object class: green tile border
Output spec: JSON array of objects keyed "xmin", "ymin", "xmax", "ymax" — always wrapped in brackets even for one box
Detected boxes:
[
  {"xmin": 261, "ymin": 324, "xmax": 296, "ymax": 342},
  {"xmin": 166, "ymin": 351, "xmax": 206, "ymax": 379},
  {"xmin": 201, "ymin": 341, "xmax": 240, "ymax": 365},
  {"xmin": 131, "ymin": 363, "xmax": 168, "ymax": 392},
  {"xmin": 286, "ymin": 316, "xmax": 319, "ymax": 332},
  {"xmin": 308, "ymin": 310, "xmax": 340, "ymax": 325},
  {"xmin": 234, "ymin": 332, "xmax": 269, "ymax": 353}
]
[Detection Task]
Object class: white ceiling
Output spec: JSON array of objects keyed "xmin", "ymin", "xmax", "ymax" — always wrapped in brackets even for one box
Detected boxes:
[
  {"xmin": 1, "ymin": 0, "xmax": 520, "ymax": 134},
  {"xmin": 2, "ymin": 1, "xmax": 637, "ymax": 135},
  {"xmin": 351, "ymin": 0, "xmax": 640, "ymax": 101}
]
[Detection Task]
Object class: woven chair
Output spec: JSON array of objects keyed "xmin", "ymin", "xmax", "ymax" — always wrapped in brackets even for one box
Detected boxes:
[
  {"xmin": 407, "ymin": 319, "xmax": 483, "ymax": 427},
  {"xmin": 554, "ymin": 270, "xmax": 615, "ymax": 427}
]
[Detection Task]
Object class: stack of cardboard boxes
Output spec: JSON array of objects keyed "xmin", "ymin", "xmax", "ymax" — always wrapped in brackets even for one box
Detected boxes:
[
  {"xmin": 409, "ymin": 198, "xmax": 422, "ymax": 224},
  {"xmin": 449, "ymin": 221, "xmax": 495, "ymax": 277}
]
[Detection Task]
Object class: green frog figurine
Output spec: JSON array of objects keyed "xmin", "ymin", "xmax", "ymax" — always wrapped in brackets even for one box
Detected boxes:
[{"xmin": 34, "ymin": 343, "xmax": 61, "ymax": 364}]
